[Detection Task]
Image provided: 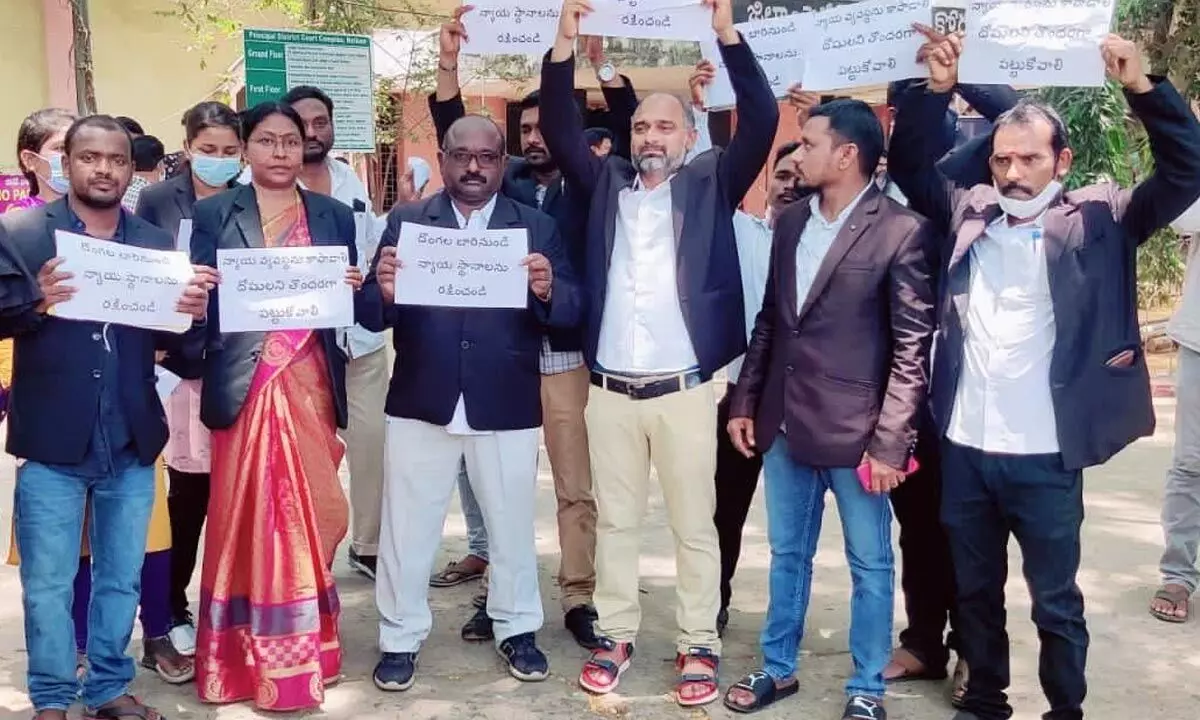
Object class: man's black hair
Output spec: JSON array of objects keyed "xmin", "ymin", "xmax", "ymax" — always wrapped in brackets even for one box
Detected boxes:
[
  {"xmin": 115, "ymin": 116, "xmax": 145, "ymax": 136},
  {"xmin": 132, "ymin": 135, "xmax": 165, "ymax": 172},
  {"xmin": 809, "ymin": 99, "xmax": 885, "ymax": 177},
  {"xmin": 518, "ymin": 91, "xmax": 540, "ymax": 111},
  {"xmin": 281, "ymin": 85, "xmax": 335, "ymax": 115},
  {"xmin": 992, "ymin": 100, "xmax": 1069, "ymax": 156},
  {"xmin": 64, "ymin": 115, "xmax": 133, "ymax": 156},
  {"xmin": 585, "ymin": 127, "xmax": 614, "ymax": 148},
  {"xmin": 774, "ymin": 141, "xmax": 801, "ymax": 168}
]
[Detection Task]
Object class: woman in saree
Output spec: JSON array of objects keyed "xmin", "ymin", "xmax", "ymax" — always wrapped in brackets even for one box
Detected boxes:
[{"xmin": 189, "ymin": 100, "xmax": 362, "ymax": 711}]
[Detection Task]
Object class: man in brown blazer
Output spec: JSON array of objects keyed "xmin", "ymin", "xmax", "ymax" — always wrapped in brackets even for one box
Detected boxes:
[{"xmin": 722, "ymin": 99, "xmax": 936, "ymax": 720}]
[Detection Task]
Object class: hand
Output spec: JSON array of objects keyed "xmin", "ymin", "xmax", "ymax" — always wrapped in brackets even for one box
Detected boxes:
[
  {"xmin": 376, "ymin": 246, "xmax": 399, "ymax": 305},
  {"xmin": 704, "ymin": 0, "xmax": 737, "ymax": 43},
  {"xmin": 344, "ymin": 265, "xmax": 364, "ymax": 291},
  {"xmin": 727, "ymin": 417, "xmax": 756, "ymax": 458},
  {"xmin": 523, "ymin": 253, "xmax": 552, "ymax": 301},
  {"xmin": 439, "ymin": 5, "xmax": 472, "ymax": 61},
  {"xmin": 913, "ymin": 23, "xmax": 962, "ymax": 93},
  {"xmin": 689, "ymin": 60, "xmax": 717, "ymax": 107},
  {"xmin": 1102, "ymin": 34, "xmax": 1153, "ymax": 93},
  {"xmin": 582, "ymin": 34, "xmax": 605, "ymax": 68},
  {"xmin": 557, "ymin": 0, "xmax": 593, "ymax": 41},
  {"xmin": 176, "ymin": 264, "xmax": 219, "ymax": 321},
  {"xmin": 786, "ymin": 83, "xmax": 821, "ymax": 125},
  {"xmin": 34, "ymin": 257, "xmax": 76, "ymax": 314},
  {"xmin": 862, "ymin": 452, "xmax": 906, "ymax": 494}
]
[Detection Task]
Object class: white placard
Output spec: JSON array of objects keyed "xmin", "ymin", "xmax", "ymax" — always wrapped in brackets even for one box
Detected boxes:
[
  {"xmin": 958, "ymin": 0, "xmax": 1115, "ymax": 87},
  {"xmin": 700, "ymin": 15, "xmax": 805, "ymax": 109},
  {"xmin": 395, "ymin": 223, "xmax": 530, "ymax": 309},
  {"xmin": 216, "ymin": 246, "xmax": 353, "ymax": 333},
  {"xmin": 580, "ymin": 0, "xmax": 713, "ymax": 41},
  {"xmin": 462, "ymin": 0, "xmax": 562, "ymax": 55},
  {"xmin": 54, "ymin": 230, "xmax": 194, "ymax": 333},
  {"xmin": 801, "ymin": 0, "xmax": 931, "ymax": 91}
]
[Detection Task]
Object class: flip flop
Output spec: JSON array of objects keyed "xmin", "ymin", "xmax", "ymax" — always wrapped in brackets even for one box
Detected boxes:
[
  {"xmin": 429, "ymin": 557, "xmax": 487, "ymax": 588},
  {"xmin": 723, "ymin": 671, "xmax": 799, "ymax": 714},
  {"xmin": 1150, "ymin": 585, "xmax": 1191, "ymax": 623},
  {"xmin": 884, "ymin": 647, "xmax": 948, "ymax": 682},
  {"xmin": 950, "ymin": 657, "xmax": 969, "ymax": 708}
]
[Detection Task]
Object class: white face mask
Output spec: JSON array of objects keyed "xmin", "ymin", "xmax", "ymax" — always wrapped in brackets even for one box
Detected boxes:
[{"xmin": 994, "ymin": 179, "xmax": 1063, "ymax": 219}]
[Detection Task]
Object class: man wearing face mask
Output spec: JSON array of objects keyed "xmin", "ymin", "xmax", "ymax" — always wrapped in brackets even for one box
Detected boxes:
[{"xmin": 889, "ymin": 28, "xmax": 1200, "ymax": 720}]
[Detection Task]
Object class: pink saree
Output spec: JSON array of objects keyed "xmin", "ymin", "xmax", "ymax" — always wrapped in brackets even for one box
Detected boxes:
[{"xmin": 196, "ymin": 195, "xmax": 348, "ymax": 710}]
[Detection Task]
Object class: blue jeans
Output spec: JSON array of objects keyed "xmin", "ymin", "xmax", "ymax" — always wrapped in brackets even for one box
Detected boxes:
[
  {"xmin": 15, "ymin": 458, "xmax": 155, "ymax": 711},
  {"xmin": 458, "ymin": 457, "xmax": 489, "ymax": 561},
  {"xmin": 760, "ymin": 440, "xmax": 894, "ymax": 698}
]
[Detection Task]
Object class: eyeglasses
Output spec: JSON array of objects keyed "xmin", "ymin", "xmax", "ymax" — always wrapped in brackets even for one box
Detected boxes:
[
  {"xmin": 249, "ymin": 135, "xmax": 303, "ymax": 153},
  {"xmin": 443, "ymin": 149, "xmax": 502, "ymax": 168}
]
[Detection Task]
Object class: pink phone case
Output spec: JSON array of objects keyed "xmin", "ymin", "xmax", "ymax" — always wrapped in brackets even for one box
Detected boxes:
[{"xmin": 857, "ymin": 457, "xmax": 920, "ymax": 492}]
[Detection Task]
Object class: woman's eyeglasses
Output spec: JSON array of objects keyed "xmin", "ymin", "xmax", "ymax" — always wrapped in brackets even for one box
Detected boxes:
[{"xmin": 249, "ymin": 135, "xmax": 304, "ymax": 153}]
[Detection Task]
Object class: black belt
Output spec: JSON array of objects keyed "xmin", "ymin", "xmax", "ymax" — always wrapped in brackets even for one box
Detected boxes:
[{"xmin": 590, "ymin": 370, "xmax": 703, "ymax": 400}]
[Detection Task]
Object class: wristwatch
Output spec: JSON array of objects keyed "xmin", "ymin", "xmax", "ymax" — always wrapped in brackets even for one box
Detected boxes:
[{"xmin": 595, "ymin": 61, "xmax": 617, "ymax": 84}]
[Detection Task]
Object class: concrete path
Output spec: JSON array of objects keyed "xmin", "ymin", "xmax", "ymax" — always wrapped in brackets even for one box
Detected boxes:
[{"xmin": 0, "ymin": 398, "xmax": 1195, "ymax": 719}]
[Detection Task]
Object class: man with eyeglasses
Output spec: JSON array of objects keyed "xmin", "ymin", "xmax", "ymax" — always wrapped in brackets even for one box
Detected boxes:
[{"xmin": 362, "ymin": 114, "xmax": 583, "ymax": 691}]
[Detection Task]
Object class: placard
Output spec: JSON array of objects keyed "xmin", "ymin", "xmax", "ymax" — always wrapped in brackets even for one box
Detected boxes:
[
  {"xmin": 394, "ymin": 223, "xmax": 530, "ymax": 309},
  {"xmin": 958, "ymin": 0, "xmax": 1115, "ymax": 87},
  {"xmin": 217, "ymin": 246, "xmax": 353, "ymax": 333},
  {"xmin": 801, "ymin": 0, "xmax": 931, "ymax": 91},
  {"xmin": 700, "ymin": 15, "xmax": 805, "ymax": 109},
  {"xmin": 579, "ymin": 0, "xmax": 714, "ymax": 41},
  {"xmin": 462, "ymin": 0, "xmax": 562, "ymax": 55},
  {"xmin": 54, "ymin": 230, "xmax": 195, "ymax": 333}
]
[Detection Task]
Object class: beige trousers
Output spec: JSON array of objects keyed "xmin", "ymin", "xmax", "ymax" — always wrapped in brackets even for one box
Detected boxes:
[
  {"xmin": 341, "ymin": 347, "xmax": 389, "ymax": 555},
  {"xmin": 541, "ymin": 365, "xmax": 597, "ymax": 611},
  {"xmin": 587, "ymin": 380, "xmax": 722, "ymax": 654}
]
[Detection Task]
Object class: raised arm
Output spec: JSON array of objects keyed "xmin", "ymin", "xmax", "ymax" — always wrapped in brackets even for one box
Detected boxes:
[
  {"xmin": 540, "ymin": 0, "xmax": 606, "ymax": 198},
  {"xmin": 585, "ymin": 35, "xmax": 639, "ymax": 160},
  {"xmin": 428, "ymin": 6, "xmax": 472, "ymax": 149},
  {"xmin": 956, "ymin": 82, "xmax": 1020, "ymax": 124}
]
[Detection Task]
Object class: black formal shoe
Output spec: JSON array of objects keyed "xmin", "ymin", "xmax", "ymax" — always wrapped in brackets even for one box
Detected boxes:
[
  {"xmin": 461, "ymin": 605, "xmax": 494, "ymax": 642},
  {"xmin": 843, "ymin": 695, "xmax": 887, "ymax": 719},
  {"xmin": 349, "ymin": 548, "xmax": 377, "ymax": 581},
  {"xmin": 716, "ymin": 607, "xmax": 730, "ymax": 637},
  {"xmin": 373, "ymin": 651, "xmax": 418, "ymax": 692},
  {"xmin": 564, "ymin": 605, "xmax": 602, "ymax": 649}
]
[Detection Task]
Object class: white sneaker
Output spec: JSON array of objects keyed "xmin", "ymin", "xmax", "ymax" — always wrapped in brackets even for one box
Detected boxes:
[{"xmin": 169, "ymin": 622, "xmax": 197, "ymax": 657}]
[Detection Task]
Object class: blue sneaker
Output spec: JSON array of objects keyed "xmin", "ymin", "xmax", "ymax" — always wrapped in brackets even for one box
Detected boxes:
[
  {"xmin": 373, "ymin": 651, "xmax": 418, "ymax": 692},
  {"xmin": 497, "ymin": 632, "xmax": 549, "ymax": 681}
]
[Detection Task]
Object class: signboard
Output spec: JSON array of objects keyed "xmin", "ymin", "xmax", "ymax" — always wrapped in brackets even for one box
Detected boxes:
[
  {"xmin": 243, "ymin": 28, "xmax": 376, "ymax": 151},
  {"xmin": 394, "ymin": 223, "xmax": 530, "ymax": 310},
  {"xmin": 580, "ymin": 0, "xmax": 714, "ymax": 41},
  {"xmin": 462, "ymin": 0, "xmax": 561, "ymax": 55},
  {"xmin": 699, "ymin": 15, "xmax": 805, "ymax": 109},
  {"xmin": 0, "ymin": 175, "xmax": 31, "ymax": 215},
  {"xmin": 216, "ymin": 246, "xmax": 354, "ymax": 333},
  {"xmin": 801, "ymin": 0, "xmax": 931, "ymax": 91}
]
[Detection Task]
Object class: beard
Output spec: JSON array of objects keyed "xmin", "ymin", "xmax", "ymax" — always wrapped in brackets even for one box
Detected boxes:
[
  {"xmin": 634, "ymin": 147, "xmax": 684, "ymax": 176},
  {"xmin": 75, "ymin": 189, "xmax": 123, "ymax": 210},
  {"xmin": 303, "ymin": 139, "xmax": 330, "ymax": 164}
]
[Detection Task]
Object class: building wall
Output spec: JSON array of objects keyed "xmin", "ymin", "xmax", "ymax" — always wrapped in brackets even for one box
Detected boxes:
[{"xmin": 1, "ymin": 1, "xmax": 50, "ymax": 172}]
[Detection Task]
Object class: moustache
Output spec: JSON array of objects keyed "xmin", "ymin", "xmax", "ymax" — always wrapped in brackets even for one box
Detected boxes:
[
  {"xmin": 459, "ymin": 172, "xmax": 487, "ymax": 184},
  {"xmin": 1000, "ymin": 182, "xmax": 1035, "ymax": 197},
  {"xmin": 639, "ymin": 144, "xmax": 667, "ymax": 155}
]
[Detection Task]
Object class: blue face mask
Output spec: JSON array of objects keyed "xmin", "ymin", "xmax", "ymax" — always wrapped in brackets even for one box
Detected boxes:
[
  {"xmin": 40, "ymin": 152, "xmax": 69, "ymax": 195},
  {"xmin": 191, "ymin": 154, "xmax": 242, "ymax": 187}
]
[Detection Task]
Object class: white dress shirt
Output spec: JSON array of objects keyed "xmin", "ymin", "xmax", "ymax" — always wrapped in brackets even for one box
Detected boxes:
[
  {"xmin": 445, "ymin": 194, "xmax": 500, "ymax": 436},
  {"xmin": 238, "ymin": 158, "xmax": 386, "ymax": 358},
  {"xmin": 946, "ymin": 217, "xmax": 1060, "ymax": 454},
  {"xmin": 595, "ymin": 176, "xmax": 700, "ymax": 374},
  {"xmin": 726, "ymin": 210, "xmax": 773, "ymax": 382},
  {"xmin": 795, "ymin": 184, "xmax": 872, "ymax": 307}
]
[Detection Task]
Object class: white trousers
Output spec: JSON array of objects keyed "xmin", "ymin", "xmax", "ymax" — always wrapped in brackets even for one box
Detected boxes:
[{"xmin": 377, "ymin": 417, "xmax": 543, "ymax": 652}]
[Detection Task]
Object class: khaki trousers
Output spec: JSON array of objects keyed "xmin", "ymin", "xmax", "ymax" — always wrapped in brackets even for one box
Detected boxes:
[
  {"xmin": 341, "ymin": 347, "xmax": 389, "ymax": 555},
  {"xmin": 540, "ymin": 365, "xmax": 597, "ymax": 611},
  {"xmin": 587, "ymin": 380, "xmax": 722, "ymax": 654}
]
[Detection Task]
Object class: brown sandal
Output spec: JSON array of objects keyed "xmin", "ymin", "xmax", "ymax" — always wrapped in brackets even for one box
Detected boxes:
[
  {"xmin": 429, "ymin": 556, "xmax": 487, "ymax": 587},
  {"xmin": 83, "ymin": 695, "xmax": 165, "ymax": 720},
  {"xmin": 1149, "ymin": 584, "xmax": 1191, "ymax": 623},
  {"xmin": 884, "ymin": 647, "xmax": 948, "ymax": 682},
  {"xmin": 140, "ymin": 637, "xmax": 195, "ymax": 685}
]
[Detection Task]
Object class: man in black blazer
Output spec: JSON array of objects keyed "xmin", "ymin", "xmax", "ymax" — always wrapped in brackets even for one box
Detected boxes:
[
  {"xmin": 890, "ymin": 31, "xmax": 1200, "ymax": 720},
  {"xmin": 538, "ymin": 0, "xmax": 778, "ymax": 705},
  {"xmin": 0, "ymin": 115, "xmax": 211, "ymax": 720},
  {"xmin": 423, "ymin": 10, "xmax": 640, "ymax": 648},
  {"xmin": 360, "ymin": 115, "xmax": 582, "ymax": 692}
]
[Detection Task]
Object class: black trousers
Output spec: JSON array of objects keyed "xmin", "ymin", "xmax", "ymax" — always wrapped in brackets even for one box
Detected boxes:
[
  {"xmin": 713, "ymin": 384, "xmax": 765, "ymax": 612},
  {"xmin": 941, "ymin": 440, "xmax": 1088, "ymax": 720},
  {"xmin": 167, "ymin": 466, "xmax": 211, "ymax": 622},
  {"xmin": 890, "ymin": 418, "xmax": 959, "ymax": 669}
]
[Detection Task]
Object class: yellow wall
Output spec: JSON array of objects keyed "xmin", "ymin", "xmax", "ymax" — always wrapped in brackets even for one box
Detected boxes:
[{"xmin": 1, "ymin": 1, "xmax": 49, "ymax": 173}]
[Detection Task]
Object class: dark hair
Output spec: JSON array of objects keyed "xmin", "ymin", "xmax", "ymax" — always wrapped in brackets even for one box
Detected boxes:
[
  {"xmin": 809, "ymin": 99, "xmax": 885, "ymax": 177},
  {"xmin": 115, "ymin": 116, "xmax": 144, "ymax": 136},
  {"xmin": 64, "ymin": 114, "xmax": 133, "ymax": 156},
  {"xmin": 240, "ymin": 101, "xmax": 306, "ymax": 142},
  {"xmin": 992, "ymin": 100, "xmax": 1069, "ymax": 156},
  {"xmin": 584, "ymin": 127, "xmax": 614, "ymax": 148},
  {"xmin": 132, "ymin": 135, "xmax": 165, "ymax": 172},
  {"xmin": 518, "ymin": 91, "xmax": 540, "ymax": 111},
  {"xmin": 15, "ymin": 107, "xmax": 76, "ymax": 192},
  {"xmin": 281, "ymin": 85, "xmax": 334, "ymax": 115},
  {"xmin": 773, "ymin": 141, "xmax": 801, "ymax": 168},
  {"xmin": 182, "ymin": 101, "xmax": 241, "ymax": 143}
]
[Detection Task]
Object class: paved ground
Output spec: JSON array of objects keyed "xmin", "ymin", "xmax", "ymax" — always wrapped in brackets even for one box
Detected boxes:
[{"xmin": 0, "ymin": 397, "xmax": 1197, "ymax": 719}]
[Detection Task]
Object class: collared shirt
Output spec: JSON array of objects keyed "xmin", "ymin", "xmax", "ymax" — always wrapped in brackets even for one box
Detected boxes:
[
  {"xmin": 122, "ymin": 175, "xmax": 153, "ymax": 213},
  {"xmin": 45, "ymin": 203, "xmax": 138, "ymax": 478},
  {"xmin": 534, "ymin": 180, "xmax": 585, "ymax": 376},
  {"xmin": 726, "ymin": 209, "xmax": 773, "ymax": 382},
  {"xmin": 446, "ymin": 194, "xmax": 499, "ymax": 436},
  {"xmin": 795, "ymin": 184, "xmax": 872, "ymax": 307},
  {"xmin": 946, "ymin": 216, "xmax": 1059, "ymax": 454},
  {"xmin": 596, "ymin": 175, "xmax": 699, "ymax": 374},
  {"xmin": 238, "ymin": 158, "xmax": 386, "ymax": 358}
]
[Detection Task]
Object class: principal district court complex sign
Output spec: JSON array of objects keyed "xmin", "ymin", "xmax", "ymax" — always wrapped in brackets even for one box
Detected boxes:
[{"xmin": 243, "ymin": 29, "xmax": 376, "ymax": 151}]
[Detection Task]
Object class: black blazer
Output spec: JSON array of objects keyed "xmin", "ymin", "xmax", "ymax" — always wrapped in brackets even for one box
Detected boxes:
[
  {"xmin": 889, "ymin": 78, "xmax": 1200, "ymax": 470},
  {"xmin": 0, "ymin": 199, "xmax": 205, "ymax": 465},
  {"xmin": 359, "ymin": 192, "xmax": 583, "ymax": 431},
  {"xmin": 190, "ymin": 184, "xmax": 359, "ymax": 430},
  {"xmin": 538, "ymin": 37, "xmax": 779, "ymax": 379}
]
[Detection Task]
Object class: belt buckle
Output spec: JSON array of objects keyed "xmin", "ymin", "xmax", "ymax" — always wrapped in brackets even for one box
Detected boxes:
[{"xmin": 625, "ymin": 377, "xmax": 650, "ymax": 400}]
